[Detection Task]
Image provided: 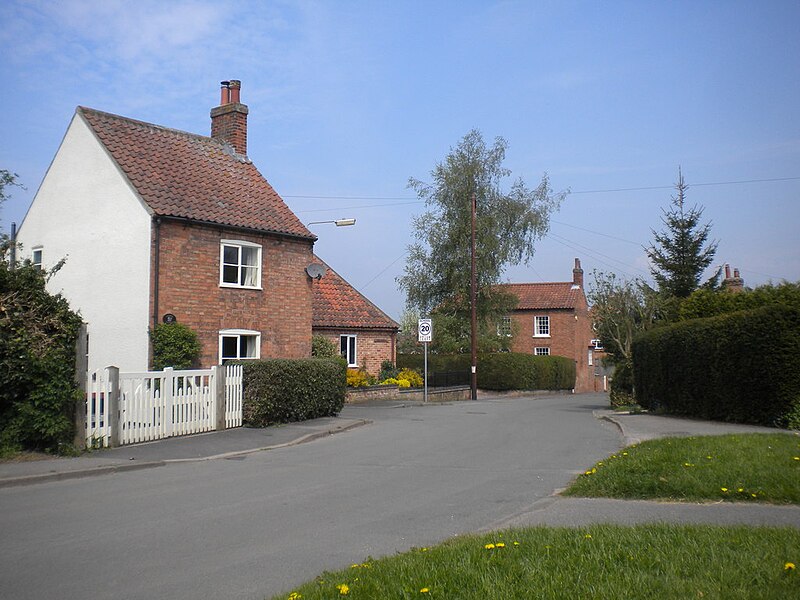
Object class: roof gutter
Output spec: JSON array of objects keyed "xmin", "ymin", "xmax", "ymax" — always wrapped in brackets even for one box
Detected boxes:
[{"xmin": 158, "ymin": 215, "xmax": 317, "ymax": 243}]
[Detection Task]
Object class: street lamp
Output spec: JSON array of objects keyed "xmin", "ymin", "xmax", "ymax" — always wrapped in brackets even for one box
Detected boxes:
[{"xmin": 307, "ymin": 218, "xmax": 357, "ymax": 227}]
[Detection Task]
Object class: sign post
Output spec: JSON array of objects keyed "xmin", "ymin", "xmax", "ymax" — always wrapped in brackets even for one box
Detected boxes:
[{"xmin": 418, "ymin": 318, "xmax": 432, "ymax": 403}]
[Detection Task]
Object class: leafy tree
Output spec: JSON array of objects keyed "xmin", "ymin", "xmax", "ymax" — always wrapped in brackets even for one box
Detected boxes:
[
  {"xmin": 646, "ymin": 169, "xmax": 719, "ymax": 298},
  {"xmin": 588, "ymin": 271, "xmax": 661, "ymax": 367},
  {"xmin": 0, "ymin": 169, "xmax": 22, "ymax": 233},
  {"xmin": 150, "ymin": 322, "xmax": 201, "ymax": 370},
  {"xmin": 398, "ymin": 130, "xmax": 564, "ymax": 349}
]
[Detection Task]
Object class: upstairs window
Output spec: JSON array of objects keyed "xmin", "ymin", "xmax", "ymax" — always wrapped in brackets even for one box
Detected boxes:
[
  {"xmin": 220, "ymin": 240, "xmax": 261, "ymax": 289},
  {"xmin": 340, "ymin": 335, "xmax": 357, "ymax": 367},
  {"xmin": 32, "ymin": 247, "xmax": 43, "ymax": 270},
  {"xmin": 534, "ymin": 315, "xmax": 550, "ymax": 337},
  {"xmin": 219, "ymin": 329, "xmax": 260, "ymax": 362}
]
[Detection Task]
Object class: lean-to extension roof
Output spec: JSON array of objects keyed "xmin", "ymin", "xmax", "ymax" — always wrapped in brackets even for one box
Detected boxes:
[
  {"xmin": 78, "ymin": 106, "xmax": 314, "ymax": 239},
  {"xmin": 498, "ymin": 282, "xmax": 583, "ymax": 310},
  {"xmin": 312, "ymin": 256, "xmax": 399, "ymax": 331}
]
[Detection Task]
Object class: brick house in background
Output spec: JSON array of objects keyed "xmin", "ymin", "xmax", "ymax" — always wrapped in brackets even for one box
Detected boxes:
[
  {"xmin": 311, "ymin": 256, "xmax": 399, "ymax": 376},
  {"xmin": 497, "ymin": 259, "xmax": 594, "ymax": 393},
  {"xmin": 15, "ymin": 81, "xmax": 322, "ymax": 372}
]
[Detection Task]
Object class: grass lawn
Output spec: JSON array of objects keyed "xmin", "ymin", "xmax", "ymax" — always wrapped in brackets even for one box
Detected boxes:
[
  {"xmin": 564, "ymin": 433, "xmax": 800, "ymax": 504},
  {"xmin": 272, "ymin": 524, "xmax": 800, "ymax": 599}
]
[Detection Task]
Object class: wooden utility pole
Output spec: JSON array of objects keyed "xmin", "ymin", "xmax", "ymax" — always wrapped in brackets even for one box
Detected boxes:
[{"xmin": 470, "ymin": 192, "xmax": 478, "ymax": 400}]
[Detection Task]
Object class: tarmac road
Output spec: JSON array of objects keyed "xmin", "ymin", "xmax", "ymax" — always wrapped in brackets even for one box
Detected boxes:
[{"xmin": 0, "ymin": 393, "xmax": 620, "ymax": 600}]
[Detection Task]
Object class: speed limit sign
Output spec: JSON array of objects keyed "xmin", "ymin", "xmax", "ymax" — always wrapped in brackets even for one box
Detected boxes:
[{"xmin": 418, "ymin": 318, "xmax": 432, "ymax": 343}]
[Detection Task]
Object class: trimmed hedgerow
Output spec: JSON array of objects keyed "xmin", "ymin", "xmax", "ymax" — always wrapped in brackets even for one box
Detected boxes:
[
  {"xmin": 478, "ymin": 353, "xmax": 575, "ymax": 391},
  {"xmin": 398, "ymin": 352, "xmax": 575, "ymax": 391},
  {"xmin": 632, "ymin": 304, "xmax": 800, "ymax": 427},
  {"xmin": 241, "ymin": 357, "xmax": 346, "ymax": 427}
]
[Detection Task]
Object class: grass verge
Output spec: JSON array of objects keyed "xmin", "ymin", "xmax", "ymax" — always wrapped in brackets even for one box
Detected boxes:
[
  {"xmin": 272, "ymin": 524, "xmax": 799, "ymax": 599},
  {"xmin": 564, "ymin": 433, "xmax": 800, "ymax": 503}
]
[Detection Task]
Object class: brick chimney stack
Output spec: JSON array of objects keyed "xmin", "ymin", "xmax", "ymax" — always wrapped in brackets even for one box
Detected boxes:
[
  {"xmin": 722, "ymin": 263, "xmax": 745, "ymax": 293},
  {"xmin": 211, "ymin": 80, "xmax": 248, "ymax": 155},
  {"xmin": 572, "ymin": 258, "xmax": 584, "ymax": 289}
]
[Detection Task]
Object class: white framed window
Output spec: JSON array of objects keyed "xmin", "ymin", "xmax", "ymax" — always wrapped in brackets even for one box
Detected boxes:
[
  {"xmin": 588, "ymin": 349, "xmax": 594, "ymax": 366},
  {"xmin": 219, "ymin": 329, "xmax": 261, "ymax": 362},
  {"xmin": 535, "ymin": 347, "xmax": 550, "ymax": 356},
  {"xmin": 534, "ymin": 315, "xmax": 550, "ymax": 337},
  {"xmin": 591, "ymin": 338, "xmax": 604, "ymax": 350},
  {"xmin": 340, "ymin": 335, "xmax": 357, "ymax": 367},
  {"xmin": 32, "ymin": 247, "xmax": 43, "ymax": 270},
  {"xmin": 497, "ymin": 316, "xmax": 512, "ymax": 337},
  {"xmin": 220, "ymin": 240, "xmax": 262, "ymax": 289}
]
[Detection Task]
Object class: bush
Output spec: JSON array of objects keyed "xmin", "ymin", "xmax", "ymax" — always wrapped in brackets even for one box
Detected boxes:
[
  {"xmin": 378, "ymin": 360, "xmax": 399, "ymax": 382},
  {"xmin": 150, "ymin": 322, "xmax": 201, "ymax": 370},
  {"xmin": 241, "ymin": 357, "xmax": 346, "ymax": 427},
  {"xmin": 346, "ymin": 368, "xmax": 375, "ymax": 387},
  {"xmin": 0, "ymin": 250, "xmax": 83, "ymax": 453},
  {"xmin": 633, "ymin": 304, "xmax": 800, "ymax": 427},
  {"xmin": 609, "ymin": 362, "xmax": 636, "ymax": 408},
  {"xmin": 311, "ymin": 335, "xmax": 338, "ymax": 358},
  {"xmin": 396, "ymin": 368, "xmax": 423, "ymax": 387}
]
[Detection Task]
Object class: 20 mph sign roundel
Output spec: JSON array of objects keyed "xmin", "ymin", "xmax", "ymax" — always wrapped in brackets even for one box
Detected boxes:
[{"xmin": 418, "ymin": 318, "xmax": 432, "ymax": 342}]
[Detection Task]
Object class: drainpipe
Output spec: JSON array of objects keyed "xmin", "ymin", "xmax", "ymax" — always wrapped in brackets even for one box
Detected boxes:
[{"xmin": 153, "ymin": 218, "xmax": 161, "ymax": 330}]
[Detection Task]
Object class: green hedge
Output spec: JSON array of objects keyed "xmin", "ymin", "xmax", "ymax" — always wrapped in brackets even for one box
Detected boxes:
[
  {"xmin": 241, "ymin": 357, "xmax": 346, "ymax": 427},
  {"xmin": 398, "ymin": 352, "xmax": 575, "ymax": 391},
  {"xmin": 1, "ymin": 255, "xmax": 83, "ymax": 454},
  {"xmin": 632, "ymin": 305, "xmax": 800, "ymax": 427}
]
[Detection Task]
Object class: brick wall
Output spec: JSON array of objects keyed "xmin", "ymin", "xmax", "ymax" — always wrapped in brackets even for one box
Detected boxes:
[
  {"xmin": 315, "ymin": 328, "xmax": 397, "ymax": 377},
  {"xmin": 151, "ymin": 220, "xmax": 314, "ymax": 367}
]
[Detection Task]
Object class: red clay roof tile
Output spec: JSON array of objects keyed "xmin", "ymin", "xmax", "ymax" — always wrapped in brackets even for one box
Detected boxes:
[
  {"xmin": 311, "ymin": 256, "xmax": 399, "ymax": 330},
  {"xmin": 78, "ymin": 107, "xmax": 313, "ymax": 239},
  {"xmin": 498, "ymin": 282, "xmax": 583, "ymax": 310}
]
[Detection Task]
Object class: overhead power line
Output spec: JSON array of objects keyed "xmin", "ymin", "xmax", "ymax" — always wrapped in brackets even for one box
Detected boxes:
[{"xmin": 289, "ymin": 175, "xmax": 800, "ymax": 210}]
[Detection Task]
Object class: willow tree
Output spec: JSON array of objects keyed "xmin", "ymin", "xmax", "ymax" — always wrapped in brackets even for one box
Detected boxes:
[{"xmin": 398, "ymin": 130, "xmax": 565, "ymax": 350}]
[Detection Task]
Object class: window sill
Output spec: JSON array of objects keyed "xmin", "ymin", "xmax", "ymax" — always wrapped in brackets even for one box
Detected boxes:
[
  {"xmin": 533, "ymin": 334, "xmax": 551, "ymax": 338},
  {"xmin": 219, "ymin": 283, "xmax": 263, "ymax": 291}
]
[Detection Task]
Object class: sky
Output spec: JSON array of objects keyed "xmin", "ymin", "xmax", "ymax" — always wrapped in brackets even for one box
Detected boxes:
[{"xmin": 1, "ymin": 0, "xmax": 798, "ymax": 321}]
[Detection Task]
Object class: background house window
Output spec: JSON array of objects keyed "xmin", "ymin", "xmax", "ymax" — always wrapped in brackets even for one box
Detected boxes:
[
  {"xmin": 340, "ymin": 335, "xmax": 357, "ymax": 367},
  {"xmin": 534, "ymin": 315, "xmax": 550, "ymax": 337},
  {"xmin": 32, "ymin": 247, "xmax": 43, "ymax": 269},
  {"xmin": 535, "ymin": 347, "xmax": 550, "ymax": 356},
  {"xmin": 219, "ymin": 329, "xmax": 261, "ymax": 362},
  {"xmin": 498, "ymin": 316, "xmax": 512, "ymax": 337},
  {"xmin": 220, "ymin": 240, "xmax": 261, "ymax": 288}
]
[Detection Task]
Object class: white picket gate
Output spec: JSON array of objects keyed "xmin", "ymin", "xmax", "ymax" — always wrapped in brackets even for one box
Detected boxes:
[{"xmin": 85, "ymin": 364, "xmax": 243, "ymax": 447}]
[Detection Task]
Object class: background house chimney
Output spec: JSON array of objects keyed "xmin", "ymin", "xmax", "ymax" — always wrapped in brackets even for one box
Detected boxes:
[
  {"xmin": 723, "ymin": 264, "xmax": 745, "ymax": 293},
  {"xmin": 572, "ymin": 258, "xmax": 584, "ymax": 289},
  {"xmin": 211, "ymin": 80, "xmax": 249, "ymax": 155}
]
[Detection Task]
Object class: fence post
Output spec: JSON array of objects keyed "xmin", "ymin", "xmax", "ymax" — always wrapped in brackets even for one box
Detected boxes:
[
  {"xmin": 164, "ymin": 367, "xmax": 174, "ymax": 437},
  {"xmin": 107, "ymin": 366, "xmax": 121, "ymax": 447},
  {"xmin": 214, "ymin": 365, "xmax": 227, "ymax": 430},
  {"xmin": 73, "ymin": 323, "xmax": 88, "ymax": 450}
]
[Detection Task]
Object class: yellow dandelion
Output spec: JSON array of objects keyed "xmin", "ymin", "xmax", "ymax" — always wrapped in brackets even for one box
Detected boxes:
[
  {"xmin": 337, "ymin": 583, "xmax": 350, "ymax": 595},
  {"xmin": 485, "ymin": 543, "xmax": 495, "ymax": 550},
  {"xmin": 591, "ymin": 468, "xmax": 597, "ymax": 474},
  {"xmin": 584, "ymin": 534, "xmax": 592, "ymax": 539},
  {"xmin": 288, "ymin": 593, "xmax": 302, "ymax": 600},
  {"xmin": 721, "ymin": 487, "xmax": 728, "ymax": 492},
  {"xmin": 785, "ymin": 562, "xmax": 796, "ymax": 571},
  {"xmin": 350, "ymin": 564, "xmax": 360, "ymax": 569},
  {"xmin": 737, "ymin": 488, "xmax": 744, "ymax": 493},
  {"xmin": 513, "ymin": 541, "xmax": 520, "ymax": 546},
  {"xmin": 793, "ymin": 457, "xmax": 799, "ymax": 461},
  {"xmin": 496, "ymin": 542, "xmax": 506, "ymax": 548},
  {"xmin": 420, "ymin": 588, "xmax": 430, "ymax": 593},
  {"xmin": 751, "ymin": 493, "xmax": 757, "ymax": 498}
]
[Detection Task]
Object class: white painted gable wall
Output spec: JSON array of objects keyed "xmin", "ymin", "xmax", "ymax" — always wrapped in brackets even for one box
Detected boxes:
[{"xmin": 15, "ymin": 112, "xmax": 153, "ymax": 373}]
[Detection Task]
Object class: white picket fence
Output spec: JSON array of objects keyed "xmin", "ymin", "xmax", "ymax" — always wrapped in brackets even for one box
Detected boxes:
[{"xmin": 85, "ymin": 364, "xmax": 243, "ymax": 447}]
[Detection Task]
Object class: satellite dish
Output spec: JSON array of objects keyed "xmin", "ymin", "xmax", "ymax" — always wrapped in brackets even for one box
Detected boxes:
[{"xmin": 305, "ymin": 264, "xmax": 327, "ymax": 280}]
